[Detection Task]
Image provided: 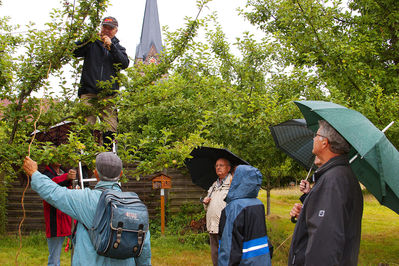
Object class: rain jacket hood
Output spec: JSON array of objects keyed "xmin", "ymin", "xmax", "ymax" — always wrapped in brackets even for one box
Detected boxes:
[
  {"xmin": 225, "ymin": 165, "xmax": 262, "ymax": 203},
  {"xmin": 218, "ymin": 165, "xmax": 272, "ymax": 266}
]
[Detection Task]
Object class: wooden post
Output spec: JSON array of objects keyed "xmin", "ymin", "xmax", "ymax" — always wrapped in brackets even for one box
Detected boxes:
[
  {"xmin": 151, "ymin": 173, "xmax": 172, "ymax": 235},
  {"xmin": 160, "ymin": 188, "xmax": 165, "ymax": 235}
]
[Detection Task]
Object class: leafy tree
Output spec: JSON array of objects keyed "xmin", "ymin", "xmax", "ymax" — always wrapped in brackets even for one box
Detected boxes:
[
  {"xmin": 243, "ymin": 0, "xmax": 399, "ymax": 143},
  {"xmin": 117, "ymin": 10, "xmax": 311, "ymax": 214},
  {"xmin": 0, "ymin": 0, "xmax": 110, "ymax": 234},
  {"xmin": 3, "ymin": 0, "xmax": 398, "ymax": 231},
  {"xmin": 0, "ymin": 0, "xmax": 213, "ymax": 233}
]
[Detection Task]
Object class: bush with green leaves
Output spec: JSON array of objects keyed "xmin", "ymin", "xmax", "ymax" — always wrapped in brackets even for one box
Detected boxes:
[{"xmin": 150, "ymin": 202, "xmax": 208, "ymax": 247}]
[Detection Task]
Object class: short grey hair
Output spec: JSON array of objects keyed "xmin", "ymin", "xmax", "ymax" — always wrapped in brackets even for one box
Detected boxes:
[{"xmin": 318, "ymin": 120, "xmax": 351, "ymax": 154}]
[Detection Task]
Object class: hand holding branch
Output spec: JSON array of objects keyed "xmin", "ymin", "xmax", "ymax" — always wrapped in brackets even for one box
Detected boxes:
[{"xmin": 23, "ymin": 156, "xmax": 38, "ymax": 177}]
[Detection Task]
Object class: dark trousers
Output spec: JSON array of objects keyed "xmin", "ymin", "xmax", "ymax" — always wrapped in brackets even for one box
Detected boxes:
[{"xmin": 209, "ymin": 233, "xmax": 219, "ymax": 266}]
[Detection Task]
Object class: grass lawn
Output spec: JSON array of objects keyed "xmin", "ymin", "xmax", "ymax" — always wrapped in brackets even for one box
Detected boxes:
[{"xmin": 1, "ymin": 187, "xmax": 398, "ymax": 265}]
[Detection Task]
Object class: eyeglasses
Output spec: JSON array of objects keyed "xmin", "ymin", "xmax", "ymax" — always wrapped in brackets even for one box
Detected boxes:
[{"xmin": 313, "ymin": 132, "xmax": 328, "ymax": 139}]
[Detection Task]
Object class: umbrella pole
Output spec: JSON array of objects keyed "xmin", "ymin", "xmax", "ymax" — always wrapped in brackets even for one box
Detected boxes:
[
  {"xmin": 305, "ymin": 162, "xmax": 314, "ymax": 181},
  {"xmin": 382, "ymin": 121, "xmax": 394, "ymax": 133},
  {"xmin": 292, "ymin": 161, "xmax": 314, "ymax": 223},
  {"xmin": 349, "ymin": 121, "xmax": 394, "ymax": 164}
]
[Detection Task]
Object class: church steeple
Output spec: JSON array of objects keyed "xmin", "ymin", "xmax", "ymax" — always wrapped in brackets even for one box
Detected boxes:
[{"xmin": 135, "ymin": 0, "xmax": 163, "ymax": 65}]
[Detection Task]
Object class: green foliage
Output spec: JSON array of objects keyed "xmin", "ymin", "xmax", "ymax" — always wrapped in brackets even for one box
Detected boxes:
[
  {"xmin": 150, "ymin": 203, "xmax": 208, "ymax": 247},
  {"xmin": 0, "ymin": 0, "xmax": 110, "ymax": 233},
  {"xmin": 2, "ymin": 0, "xmax": 399, "ymax": 238},
  {"xmin": 243, "ymin": 0, "xmax": 399, "ymax": 146}
]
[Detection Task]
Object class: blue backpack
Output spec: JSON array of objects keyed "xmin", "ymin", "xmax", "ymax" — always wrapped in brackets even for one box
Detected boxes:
[{"xmin": 86, "ymin": 189, "xmax": 149, "ymax": 259}]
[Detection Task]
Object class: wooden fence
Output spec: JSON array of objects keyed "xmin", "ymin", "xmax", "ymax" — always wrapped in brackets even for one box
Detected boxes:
[{"xmin": 6, "ymin": 166, "xmax": 206, "ymax": 234}]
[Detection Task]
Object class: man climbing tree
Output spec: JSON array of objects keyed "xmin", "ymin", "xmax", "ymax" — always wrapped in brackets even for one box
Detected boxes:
[{"xmin": 74, "ymin": 16, "xmax": 129, "ymax": 149}]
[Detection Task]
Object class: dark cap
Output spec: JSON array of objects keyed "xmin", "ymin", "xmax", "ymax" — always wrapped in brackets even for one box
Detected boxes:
[
  {"xmin": 95, "ymin": 152, "xmax": 122, "ymax": 181},
  {"xmin": 102, "ymin": 16, "xmax": 118, "ymax": 28}
]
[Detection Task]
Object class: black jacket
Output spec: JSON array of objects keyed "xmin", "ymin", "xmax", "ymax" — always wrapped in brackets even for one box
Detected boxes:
[
  {"xmin": 74, "ymin": 37, "xmax": 129, "ymax": 97},
  {"xmin": 288, "ymin": 155, "xmax": 363, "ymax": 266}
]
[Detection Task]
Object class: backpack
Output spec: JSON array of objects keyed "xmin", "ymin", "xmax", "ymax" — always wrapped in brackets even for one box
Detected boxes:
[{"xmin": 86, "ymin": 188, "xmax": 149, "ymax": 259}]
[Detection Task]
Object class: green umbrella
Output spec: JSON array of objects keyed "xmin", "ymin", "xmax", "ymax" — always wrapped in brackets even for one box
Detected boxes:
[{"xmin": 295, "ymin": 100, "xmax": 399, "ymax": 215}]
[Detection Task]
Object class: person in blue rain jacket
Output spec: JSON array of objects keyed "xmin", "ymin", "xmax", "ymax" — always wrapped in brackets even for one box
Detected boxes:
[
  {"xmin": 218, "ymin": 165, "xmax": 272, "ymax": 266},
  {"xmin": 23, "ymin": 152, "xmax": 151, "ymax": 266}
]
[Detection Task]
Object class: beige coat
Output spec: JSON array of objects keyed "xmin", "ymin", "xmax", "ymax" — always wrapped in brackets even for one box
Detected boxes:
[{"xmin": 204, "ymin": 173, "xmax": 232, "ymax": 234}]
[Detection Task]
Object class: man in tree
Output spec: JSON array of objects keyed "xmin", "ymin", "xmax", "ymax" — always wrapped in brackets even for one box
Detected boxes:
[
  {"xmin": 289, "ymin": 120, "xmax": 363, "ymax": 265},
  {"xmin": 202, "ymin": 158, "xmax": 232, "ymax": 266},
  {"xmin": 74, "ymin": 16, "xmax": 129, "ymax": 148}
]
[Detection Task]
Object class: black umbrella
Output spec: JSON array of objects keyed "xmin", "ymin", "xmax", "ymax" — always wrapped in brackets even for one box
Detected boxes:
[
  {"xmin": 270, "ymin": 119, "xmax": 317, "ymax": 223},
  {"xmin": 185, "ymin": 146, "xmax": 249, "ymax": 190},
  {"xmin": 31, "ymin": 121, "xmax": 75, "ymax": 146},
  {"xmin": 269, "ymin": 119, "xmax": 315, "ymax": 171}
]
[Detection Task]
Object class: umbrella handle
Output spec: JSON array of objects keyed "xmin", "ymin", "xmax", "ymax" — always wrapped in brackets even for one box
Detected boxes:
[
  {"xmin": 290, "ymin": 216, "xmax": 297, "ymax": 223},
  {"xmin": 305, "ymin": 163, "xmax": 314, "ymax": 181}
]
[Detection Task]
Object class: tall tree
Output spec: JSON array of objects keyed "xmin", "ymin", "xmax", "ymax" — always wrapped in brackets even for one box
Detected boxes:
[
  {"xmin": 0, "ymin": 0, "xmax": 110, "ymax": 233},
  {"xmin": 243, "ymin": 0, "xmax": 399, "ymax": 144}
]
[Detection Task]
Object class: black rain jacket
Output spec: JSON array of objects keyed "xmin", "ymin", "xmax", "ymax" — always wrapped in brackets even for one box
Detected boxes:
[
  {"xmin": 288, "ymin": 155, "xmax": 363, "ymax": 266},
  {"xmin": 74, "ymin": 37, "xmax": 129, "ymax": 97}
]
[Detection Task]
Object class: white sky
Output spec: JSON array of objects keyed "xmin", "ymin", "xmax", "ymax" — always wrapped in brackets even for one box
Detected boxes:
[
  {"xmin": 0, "ymin": 0, "xmax": 262, "ymax": 58},
  {"xmin": 0, "ymin": 0, "xmax": 264, "ymax": 97}
]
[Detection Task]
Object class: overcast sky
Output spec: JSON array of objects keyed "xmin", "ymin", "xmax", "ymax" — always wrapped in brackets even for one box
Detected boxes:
[{"xmin": 1, "ymin": 0, "xmax": 262, "ymax": 57}]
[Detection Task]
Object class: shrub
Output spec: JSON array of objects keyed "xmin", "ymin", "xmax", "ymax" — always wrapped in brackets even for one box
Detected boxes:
[{"xmin": 151, "ymin": 202, "xmax": 208, "ymax": 247}]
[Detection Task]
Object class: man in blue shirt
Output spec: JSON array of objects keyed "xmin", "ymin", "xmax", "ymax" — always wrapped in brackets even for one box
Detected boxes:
[{"xmin": 23, "ymin": 152, "xmax": 151, "ymax": 266}]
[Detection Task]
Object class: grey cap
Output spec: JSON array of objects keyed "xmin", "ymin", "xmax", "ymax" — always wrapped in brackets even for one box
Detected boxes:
[{"xmin": 95, "ymin": 152, "xmax": 122, "ymax": 181}]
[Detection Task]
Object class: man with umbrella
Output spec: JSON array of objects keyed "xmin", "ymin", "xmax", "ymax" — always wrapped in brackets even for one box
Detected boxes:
[
  {"xmin": 288, "ymin": 120, "xmax": 363, "ymax": 265},
  {"xmin": 203, "ymin": 158, "xmax": 233, "ymax": 266}
]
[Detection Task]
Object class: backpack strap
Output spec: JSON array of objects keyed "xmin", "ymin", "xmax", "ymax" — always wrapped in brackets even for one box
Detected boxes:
[
  {"xmin": 76, "ymin": 183, "xmax": 123, "ymax": 233},
  {"xmin": 94, "ymin": 182, "xmax": 122, "ymax": 192},
  {"xmin": 133, "ymin": 224, "xmax": 146, "ymax": 256}
]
